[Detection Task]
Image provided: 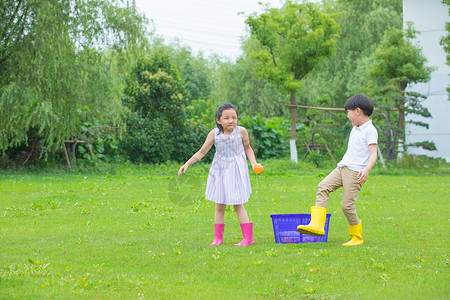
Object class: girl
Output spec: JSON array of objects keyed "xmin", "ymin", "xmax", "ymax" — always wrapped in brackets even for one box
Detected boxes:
[{"xmin": 178, "ymin": 103, "xmax": 261, "ymax": 246}]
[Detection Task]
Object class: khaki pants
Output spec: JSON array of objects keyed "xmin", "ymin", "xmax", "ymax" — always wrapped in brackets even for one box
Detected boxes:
[{"xmin": 315, "ymin": 167, "xmax": 362, "ymax": 226}]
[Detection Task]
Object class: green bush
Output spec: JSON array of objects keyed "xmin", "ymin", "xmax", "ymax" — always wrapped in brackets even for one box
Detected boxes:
[
  {"xmin": 120, "ymin": 53, "xmax": 201, "ymax": 164},
  {"xmin": 171, "ymin": 121, "xmax": 214, "ymax": 163},
  {"xmin": 239, "ymin": 115, "xmax": 290, "ymax": 159},
  {"xmin": 120, "ymin": 113, "xmax": 173, "ymax": 164},
  {"xmin": 119, "ymin": 117, "xmax": 212, "ymax": 165}
]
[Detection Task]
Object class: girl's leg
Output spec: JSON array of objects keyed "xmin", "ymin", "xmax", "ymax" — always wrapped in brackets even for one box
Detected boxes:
[
  {"xmin": 233, "ymin": 204, "xmax": 249, "ymax": 224},
  {"xmin": 234, "ymin": 204, "xmax": 254, "ymax": 246},
  {"xmin": 214, "ymin": 204, "xmax": 227, "ymax": 224},
  {"xmin": 211, "ymin": 204, "xmax": 227, "ymax": 246}
]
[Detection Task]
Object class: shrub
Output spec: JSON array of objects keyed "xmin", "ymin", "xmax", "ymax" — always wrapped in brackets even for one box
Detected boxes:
[
  {"xmin": 171, "ymin": 120, "xmax": 214, "ymax": 163},
  {"xmin": 120, "ymin": 113, "xmax": 173, "ymax": 164},
  {"xmin": 239, "ymin": 115, "xmax": 290, "ymax": 159}
]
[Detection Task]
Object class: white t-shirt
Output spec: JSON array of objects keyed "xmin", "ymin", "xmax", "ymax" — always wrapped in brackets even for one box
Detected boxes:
[{"xmin": 338, "ymin": 120, "xmax": 378, "ymax": 172}]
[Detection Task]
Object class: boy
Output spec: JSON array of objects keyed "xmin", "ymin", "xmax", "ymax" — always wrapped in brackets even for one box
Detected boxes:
[{"xmin": 298, "ymin": 94, "xmax": 378, "ymax": 246}]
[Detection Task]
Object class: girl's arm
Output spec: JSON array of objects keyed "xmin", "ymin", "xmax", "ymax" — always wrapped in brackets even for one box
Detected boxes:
[
  {"xmin": 240, "ymin": 127, "xmax": 257, "ymax": 167},
  {"xmin": 178, "ymin": 129, "xmax": 215, "ymax": 176}
]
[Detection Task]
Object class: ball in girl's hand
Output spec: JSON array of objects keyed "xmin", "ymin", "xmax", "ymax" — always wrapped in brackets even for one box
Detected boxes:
[{"xmin": 253, "ymin": 164, "xmax": 264, "ymax": 174}]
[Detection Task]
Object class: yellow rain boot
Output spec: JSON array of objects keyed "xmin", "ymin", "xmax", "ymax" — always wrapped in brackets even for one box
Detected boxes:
[
  {"xmin": 297, "ymin": 206, "xmax": 327, "ymax": 236},
  {"xmin": 342, "ymin": 221, "xmax": 363, "ymax": 246}
]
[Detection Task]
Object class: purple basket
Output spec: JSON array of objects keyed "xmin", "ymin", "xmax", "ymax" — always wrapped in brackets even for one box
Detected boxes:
[{"xmin": 270, "ymin": 214, "xmax": 331, "ymax": 243}]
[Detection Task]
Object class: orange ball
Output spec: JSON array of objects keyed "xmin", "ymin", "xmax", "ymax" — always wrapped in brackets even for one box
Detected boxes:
[{"xmin": 253, "ymin": 164, "xmax": 264, "ymax": 174}]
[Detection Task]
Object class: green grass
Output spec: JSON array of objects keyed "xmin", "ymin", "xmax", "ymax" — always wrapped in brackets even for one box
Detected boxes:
[{"xmin": 0, "ymin": 161, "xmax": 449, "ymax": 299}]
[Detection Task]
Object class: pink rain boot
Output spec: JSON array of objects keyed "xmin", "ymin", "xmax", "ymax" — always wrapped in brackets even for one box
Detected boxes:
[
  {"xmin": 210, "ymin": 224, "xmax": 225, "ymax": 246},
  {"xmin": 235, "ymin": 222, "xmax": 255, "ymax": 246}
]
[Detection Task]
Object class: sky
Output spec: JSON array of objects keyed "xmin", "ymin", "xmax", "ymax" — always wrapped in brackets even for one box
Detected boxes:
[{"xmin": 133, "ymin": 0, "xmax": 285, "ymax": 59}]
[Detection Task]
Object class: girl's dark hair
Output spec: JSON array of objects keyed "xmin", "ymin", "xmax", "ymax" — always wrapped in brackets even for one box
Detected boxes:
[
  {"xmin": 215, "ymin": 103, "xmax": 238, "ymax": 134},
  {"xmin": 344, "ymin": 94, "xmax": 374, "ymax": 116}
]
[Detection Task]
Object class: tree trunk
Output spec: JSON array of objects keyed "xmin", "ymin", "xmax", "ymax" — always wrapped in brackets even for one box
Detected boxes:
[
  {"xmin": 398, "ymin": 98, "xmax": 405, "ymax": 154},
  {"xmin": 397, "ymin": 84, "xmax": 407, "ymax": 157},
  {"xmin": 385, "ymin": 111, "xmax": 398, "ymax": 161},
  {"xmin": 311, "ymin": 133, "xmax": 317, "ymax": 150},
  {"xmin": 290, "ymin": 92, "xmax": 298, "ymax": 164}
]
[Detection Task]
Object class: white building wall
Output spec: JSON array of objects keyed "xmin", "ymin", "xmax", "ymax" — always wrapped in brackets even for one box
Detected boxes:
[{"xmin": 403, "ymin": 0, "xmax": 450, "ymax": 161}]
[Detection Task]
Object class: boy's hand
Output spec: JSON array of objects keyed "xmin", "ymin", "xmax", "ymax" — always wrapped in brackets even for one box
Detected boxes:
[{"xmin": 357, "ymin": 168, "xmax": 369, "ymax": 184}]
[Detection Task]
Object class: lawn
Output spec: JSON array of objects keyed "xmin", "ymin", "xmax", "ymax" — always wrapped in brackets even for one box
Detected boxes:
[{"xmin": 0, "ymin": 161, "xmax": 449, "ymax": 299}]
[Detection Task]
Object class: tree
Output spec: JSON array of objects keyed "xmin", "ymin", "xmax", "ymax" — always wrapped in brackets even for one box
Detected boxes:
[
  {"xmin": 0, "ymin": 0, "xmax": 149, "ymax": 164},
  {"xmin": 121, "ymin": 52, "xmax": 209, "ymax": 163},
  {"xmin": 0, "ymin": 0, "xmax": 31, "ymax": 69},
  {"xmin": 300, "ymin": 0, "xmax": 402, "ymax": 107},
  {"xmin": 245, "ymin": 1, "xmax": 339, "ymax": 163},
  {"xmin": 440, "ymin": 0, "xmax": 450, "ymax": 99},
  {"xmin": 121, "ymin": 53, "xmax": 185, "ymax": 163},
  {"xmin": 210, "ymin": 56, "xmax": 291, "ymax": 119},
  {"xmin": 149, "ymin": 38, "xmax": 214, "ymax": 103},
  {"xmin": 368, "ymin": 25, "xmax": 435, "ymax": 160}
]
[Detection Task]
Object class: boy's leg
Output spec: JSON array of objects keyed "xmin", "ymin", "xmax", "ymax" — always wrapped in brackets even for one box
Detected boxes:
[
  {"xmin": 315, "ymin": 167, "xmax": 343, "ymax": 207},
  {"xmin": 297, "ymin": 167, "xmax": 342, "ymax": 236},
  {"xmin": 341, "ymin": 167, "xmax": 362, "ymax": 226}
]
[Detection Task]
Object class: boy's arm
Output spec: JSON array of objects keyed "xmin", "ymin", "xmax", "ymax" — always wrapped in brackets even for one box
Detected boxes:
[{"xmin": 357, "ymin": 144, "xmax": 378, "ymax": 184}]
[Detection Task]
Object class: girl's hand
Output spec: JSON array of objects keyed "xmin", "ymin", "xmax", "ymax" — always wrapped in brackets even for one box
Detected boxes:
[
  {"xmin": 253, "ymin": 163, "xmax": 264, "ymax": 174},
  {"xmin": 178, "ymin": 165, "xmax": 188, "ymax": 176}
]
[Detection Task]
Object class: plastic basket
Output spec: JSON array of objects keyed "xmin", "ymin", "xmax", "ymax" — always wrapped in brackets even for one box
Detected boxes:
[{"xmin": 270, "ymin": 213, "xmax": 331, "ymax": 243}]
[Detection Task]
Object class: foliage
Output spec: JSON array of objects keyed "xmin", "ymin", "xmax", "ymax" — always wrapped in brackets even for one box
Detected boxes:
[
  {"xmin": 121, "ymin": 53, "xmax": 210, "ymax": 164},
  {"xmin": 76, "ymin": 121, "xmax": 121, "ymax": 162},
  {"xmin": 396, "ymin": 154, "xmax": 448, "ymax": 169},
  {"xmin": 288, "ymin": 0, "xmax": 403, "ymax": 165},
  {"xmin": 239, "ymin": 115, "xmax": 290, "ymax": 159},
  {"xmin": 120, "ymin": 113, "xmax": 173, "ymax": 163},
  {"xmin": 370, "ymin": 25, "xmax": 434, "ymax": 88},
  {"xmin": 245, "ymin": 1, "xmax": 339, "ymax": 93},
  {"xmin": 0, "ymin": 0, "xmax": 444, "ymax": 168},
  {"xmin": 295, "ymin": 94, "xmax": 348, "ymax": 161},
  {"xmin": 186, "ymin": 99, "xmax": 216, "ymax": 130},
  {"xmin": 149, "ymin": 38, "xmax": 215, "ymax": 103},
  {"xmin": 440, "ymin": 0, "xmax": 450, "ymax": 98},
  {"xmin": 211, "ymin": 54, "xmax": 291, "ymax": 119},
  {"xmin": 367, "ymin": 25, "xmax": 435, "ymax": 160},
  {"xmin": 299, "ymin": 0, "xmax": 402, "ymax": 107},
  {"xmin": 245, "ymin": 0, "xmax": 339, "ymax": 162},
  {"xmin": 180, "ymin": 59, "xmax": 212, "ymax": 101},
  {"xmin": 121, "ymin": 53, "xmax": 184, "ymax": 163},
  {"xmin": 0, "ymin": 0, "xmax": 149, "ymax": 165}
]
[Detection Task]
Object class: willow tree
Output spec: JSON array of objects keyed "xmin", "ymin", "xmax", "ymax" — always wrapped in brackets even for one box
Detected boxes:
[
  {"xmin": 245, "ymin": 1, "xmax": 339, "ymax": 163},
  {"xmin": 0, "ymin": 0, "xmax": 148, "ymax": 162}
]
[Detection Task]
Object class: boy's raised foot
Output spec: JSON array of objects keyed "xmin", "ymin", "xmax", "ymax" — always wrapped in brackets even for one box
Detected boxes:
[{"xmin": 297, "ymin": 206, "xmax": 326, "ymax": 236}]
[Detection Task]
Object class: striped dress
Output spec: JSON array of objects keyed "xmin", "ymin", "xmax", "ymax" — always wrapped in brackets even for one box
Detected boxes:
[{"xmin": 205, "ymin": 126, "xmax": 252, "ymax": 205}]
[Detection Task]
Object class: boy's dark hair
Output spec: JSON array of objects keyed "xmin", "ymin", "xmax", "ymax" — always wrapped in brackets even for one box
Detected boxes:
[
  {"xmin": 344, "ymin": 94, "xmax": 374, "ymax": 116},
  {"xmin": 215, "ymin": 103, "xmax": 238, "ymax": 134}
]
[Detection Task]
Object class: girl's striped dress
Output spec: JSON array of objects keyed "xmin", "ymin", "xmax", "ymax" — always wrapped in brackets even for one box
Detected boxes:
[{"xmin": 205, "ymin": 126, "xmax": 251, "ymax": 205}]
